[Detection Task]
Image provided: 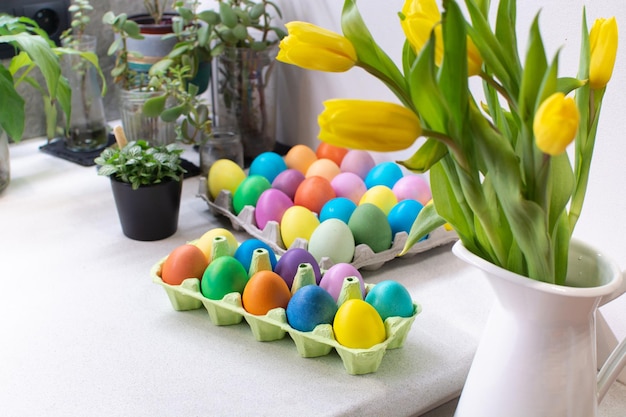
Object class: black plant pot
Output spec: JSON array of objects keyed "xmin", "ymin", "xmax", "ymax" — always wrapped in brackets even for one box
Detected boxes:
[{"xmin": 110, "ymin": 177, "xmax": 182, "ymax": 241}]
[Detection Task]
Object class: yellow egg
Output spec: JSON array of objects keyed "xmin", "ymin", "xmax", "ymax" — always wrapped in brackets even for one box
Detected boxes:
[
  {"xmin": 280, "ymin": 205, "xmax": 320, "ymax": 248},
  {"xmin": 333, "ymin": 299, "xmax": 386, "ymax": 349},
  {"xmin": 207, "ymin": 159, "xmax": 246, "ymax": 199},
  {"xmin": 195, "ymin": 228, "xmax": 239, "ymax": 261},
  {"xmin": 359, "ymin": 185, "xmax": 398, "ymax": 215}
]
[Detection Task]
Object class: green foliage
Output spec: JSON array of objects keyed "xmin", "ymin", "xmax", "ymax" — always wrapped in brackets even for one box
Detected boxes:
[
  {"xmin": 144, "ymin": 0, "xmax": 167, "ymax": 25},
  {"xmin": 102, "ymin": 11, "xmax": 146, "ymax": 89},
  {"xmin": 61, "ymin": 0, "xmax": 93, "ymax": 44},
  {"xmin": 94, "ymin": 140, "xmax": 186, "ymax": 190},
  {"xmin": 212, "ymin": 0, "xmax": 286, "ymax": 53},
  {"xmin": 0, "ymin": 14, "xmax": 72, "ymax": 142},
  {"xmin": 332, "ymin": 0, "xmax": 610, "ymax": 284}
]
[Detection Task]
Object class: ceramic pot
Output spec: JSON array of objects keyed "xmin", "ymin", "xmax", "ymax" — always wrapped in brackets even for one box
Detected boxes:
[
  {"xmin": 110, "ymin": 177, "xmax": 182, "ymax": 241},
  {"xmin": 452, "ymin": 239, "xmax": 626, "ymax": 417}
]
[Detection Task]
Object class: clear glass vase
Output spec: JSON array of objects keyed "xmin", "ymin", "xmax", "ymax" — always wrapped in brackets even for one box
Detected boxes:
[
  {"xmin": 61, "ymin": 35, "xmax": 108, "ymax": 152},
  {"xmin": 0, "ymin": 131, "xmax": 9, "ymax": 194},
  {"xmin": 212, "ymin": 46, "xmax": 278, "ymax": 161},
  {"xmin": 119, "ymin": 89, "xmax": 176, "ymax": 146}
]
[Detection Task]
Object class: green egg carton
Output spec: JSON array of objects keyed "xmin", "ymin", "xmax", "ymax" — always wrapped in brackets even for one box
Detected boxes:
[{"xmin": 151, "ymin": 258, "xmax": 421, "ymax": 375}]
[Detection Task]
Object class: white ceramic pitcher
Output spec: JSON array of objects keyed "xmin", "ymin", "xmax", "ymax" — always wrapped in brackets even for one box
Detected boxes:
[{"xmin": 452, "ymin": 239, "xmax": 626, "ymax": 417}]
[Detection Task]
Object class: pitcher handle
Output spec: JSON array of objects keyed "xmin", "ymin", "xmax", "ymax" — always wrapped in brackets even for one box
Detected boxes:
[{"xmin": 597, "ymin": 271, "xmax": 626, "ymax": 403}]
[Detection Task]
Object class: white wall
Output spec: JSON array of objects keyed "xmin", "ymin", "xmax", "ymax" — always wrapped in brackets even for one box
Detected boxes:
[{"xmin": 203, "ymin": 0, "xmax": 626, "ymax": 340}]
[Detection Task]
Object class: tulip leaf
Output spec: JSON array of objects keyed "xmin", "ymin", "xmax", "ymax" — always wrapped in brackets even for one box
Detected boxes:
[
  {"xmin": 547, "ymin": 152, "xmax": 575, "ymax": 233},
  {"xmin": 401, "ymin": 200, "xmax": 446, "ymax": 256},
  {"xmin": 518, "ymin": 13, "xmax": 547, "ymax": 119},
  {"xmin": 408, "ymin": 34, "xmax": 448, "ymax": 132},
  {"xmin": 397, "ymin": 138, "xmax": 447, "ymax": 173},
  {"xmin": 494, "ymin": 0, "xmax": 520, "ymax": 72},
  {"xmin": 440, "ymin": 1, "xmax": 468, "ymax": 135}
]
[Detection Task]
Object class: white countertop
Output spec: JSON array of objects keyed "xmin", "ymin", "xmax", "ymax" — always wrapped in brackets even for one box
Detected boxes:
[{"xmin": 1, "ymin": 138, "xmax": 624, "ymax": 417}]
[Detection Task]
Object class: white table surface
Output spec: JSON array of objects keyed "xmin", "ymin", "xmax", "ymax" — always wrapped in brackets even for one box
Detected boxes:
[{"xmin": 1, "ymin": 138, "xmax": 624, "ymax": 417}]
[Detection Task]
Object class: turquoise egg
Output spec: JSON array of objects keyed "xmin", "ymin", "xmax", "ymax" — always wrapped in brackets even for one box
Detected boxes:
[
  {"xmin": 364, "ymin": 162, "xmax": 404, "ymax": 189},
  {"xmin": 365, "ymin": 280, "xmax": 414, "ymax": 321},
  {"xmin": 249, "ymin": 152, "xmax": 287, "ymax": 183},
  {"xmin": 319, "ymin": 197, "xmax": 357, "ymax": 223},
  {"xmin": 387, "ymin": 199, "xmax": 424, "ymax": 237}
]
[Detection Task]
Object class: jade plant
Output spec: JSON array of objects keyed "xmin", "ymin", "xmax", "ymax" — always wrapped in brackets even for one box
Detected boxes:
[{"xmin": 95, "ymin": 140, "xmax": 187, "ymax": 189}]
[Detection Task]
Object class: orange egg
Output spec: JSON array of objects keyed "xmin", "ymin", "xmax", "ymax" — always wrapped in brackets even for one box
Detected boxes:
[
  {"xmin": 316, "ymin": 142, "xmax": 349, "ymax": 166},
  {"xmin": 284, "ymin": 144, "xmax": 318, "ymax": 175},
  {"xmin": 294, "ymin": 176, "xmax": 336, "ymax": 214},
  {"xmin": 242, "ymin": 270, "xmax": 292, "ymax": 315},
  {"xmin": 161, "ymin": 244, "xmax": 208, "ymax": 285},
  {"xmin": 305, "ymin": 158, "xmax": 341, "ymax": 181}
]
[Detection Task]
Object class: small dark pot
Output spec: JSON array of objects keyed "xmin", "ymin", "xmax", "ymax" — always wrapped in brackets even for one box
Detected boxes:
[{"xmin": 110, "ymin": 177, "xmax": 182, "ymax": 241}]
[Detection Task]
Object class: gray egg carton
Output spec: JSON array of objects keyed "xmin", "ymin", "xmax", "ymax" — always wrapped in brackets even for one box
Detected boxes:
[{"xmin": 197, "ymin": 178, "xmax": 458, "ymax": 271}]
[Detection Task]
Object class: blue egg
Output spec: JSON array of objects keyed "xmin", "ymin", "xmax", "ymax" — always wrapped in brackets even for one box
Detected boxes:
[
  {"xmin": 249, "ymin": 152, "xmax": 287, "ymax": 183},
  {"xmin": 319, "ymin": 197, "xmax": 357, "ymax": 223},
  {"xmin": 387, "ymin": 199, "xmax": 424, "ymax": 237},
  {"xmin": 365, "ymin": 161, "xmax": 404, "ymax": 189},
  {"xmin": 286, "ymin": 285, "xmax": 338, "ymax": 332},
  {"xmin": 234, "ymin": 239, "xmax": 278, "ymax": 274}
]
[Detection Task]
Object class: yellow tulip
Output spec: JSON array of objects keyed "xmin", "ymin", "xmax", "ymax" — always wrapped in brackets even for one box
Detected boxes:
[
  {"xmin": 277, "ymin": 22, "xmax": 357, "ymax": 72},
  {"xmin": 399, "ymin": 0, "xmax": 482, "ymax": 76},
  {"xmin": 533, "ymin": 93, "xmax": 580, "ymax": 156},
  {"xmin": 318, "ymin": 99, "xmax": 422, "ymax": 151},
  {"xmin": 589, "ymin": 17, "xmax": 618, "ymax": 90}
]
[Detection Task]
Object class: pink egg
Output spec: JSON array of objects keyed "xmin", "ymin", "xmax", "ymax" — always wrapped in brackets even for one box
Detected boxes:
[
  {"xmin": 255, "ymin": 188, "xmax": 294, "ymax": 230},
  {"xmin": 272, "ymin": 169, "xmax": 305, "ymax": 200},
  {"xmin": 331, "ymin": 172, "xmax": 367, "ymax": 204},
  {"xmin": 340, "ymin": 150, "xmax": 376, "ymax": 179},
  {"xmin": 392, "ymin": 175, "xmax": 432, "ymax": 205},
  {"xmin": 319, "ymin": 263, "xmax": 366, "ymax": 301}
]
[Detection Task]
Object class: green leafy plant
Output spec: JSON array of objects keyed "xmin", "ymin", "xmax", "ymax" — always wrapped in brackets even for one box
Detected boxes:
[
  {"xmin": 60, "ymin": 0, "xmax": 93, "ymax": 45},
  {"xmin": 102, "ymin": 11, "xmax": 147, "ymax": 90},
  {"xmin": 277, "ymin": 0, "xmax": 617, "ymax": 285},
  {"xmin": 144, "ymin": 0, "xmax": 168, "ymax": 25},
  {"xmin": 212, "ymin": 0, "xmax": 286, "ymax": 53},
  {"xmin": 0, "ymin": 14, "xmax": 72, "ymax": 142},
  {"xmin": 95, "ymin": 140, "xmax": 186, "ymax": 189}
]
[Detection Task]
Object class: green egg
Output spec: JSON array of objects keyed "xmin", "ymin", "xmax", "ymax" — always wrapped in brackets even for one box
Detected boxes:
[
  {"xmin": 232, "ymin": 175, "xmax": 272, "ymax": 214},
  {"xmin": 348, "ymin": 203, "xmax": 392, "ymax": 253},
  {"xmin": 201, "ymin": 256, "xmax": 249, "ymax": 300}
]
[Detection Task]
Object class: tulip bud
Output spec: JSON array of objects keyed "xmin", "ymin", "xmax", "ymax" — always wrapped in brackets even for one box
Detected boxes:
[
  {"xmin": 589, "ymin": 17, "xmax": 618, "ymax": 90},
  {"xmin": 318, "ymin": 99, "xmax": 422, "ymax": 151},
  {"xmin": 277, "ymin": 22, "xmax": 357, "ymax": 72},
  {"xmin": 533, "ymin": 93, "xmax": 580, "ymax": 156},
  {"xmin": 400, "ymin": 0, "xmax": 482, "ymax": 76}
]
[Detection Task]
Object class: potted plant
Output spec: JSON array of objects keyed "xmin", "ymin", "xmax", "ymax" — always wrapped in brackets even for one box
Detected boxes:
[
  {"xmin": 277, "ymin": 0, "xmax": 623, "ymax": 415},
  {"xmin": 0, "ymin": 14, "xmax": 73, "ymax": 193},
  {"xmin": 94, "ymin": 130, "xmax": 187, "ymax": 241},
  {"xmin": 103, "ymin": 10, "xmax": 176, "ymax": 145},
  {"xmin": 126, "ymin": 0, "xmax": 179, "ymax": 77},
  {"xmin": 58, "ymin": 0, "xmax": 108, "ymax": 152},
  {"xmin": 210, "ymin": 0, "xmax": 286, "ymax": 161}
]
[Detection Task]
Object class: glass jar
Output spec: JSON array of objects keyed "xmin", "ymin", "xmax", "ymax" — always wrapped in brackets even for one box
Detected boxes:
[
  {"xmin": 199, "ymin": 126, "xmax": 244, "ymax": 176},
  {"xmin": 119, "ymin": 89, "xmax": 176, "ymax": 146},
  {"xmin": 61, "ymin": 35, "xmax": 108, "ymax": 152}
]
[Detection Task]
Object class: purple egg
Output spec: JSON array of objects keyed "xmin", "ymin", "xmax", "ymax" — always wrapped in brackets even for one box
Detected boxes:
[
  {"xmin": 330, "ymin": 172, "xmax": 367, "ymax": 204},
  {"xmin": 392, "ymin": 175, "xmax": 432, "ymax": 205},
  {"xmin": 274, "ymin": 247, "xmax": 322, "ymax": 288},
  {"xmin": 319, "ymin": 263, "xmax": 365, "ymax": 301},
  {"xmin": 272, "ymin": 169, "xmax": 305, "ymax": 200},
  {"xmin": 255, "ymin": 188, "xmax": 294, "ymax": 230},
  {"xmin": 340, "ymin": 150, "xmax": 376, "ymax": 180}
]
